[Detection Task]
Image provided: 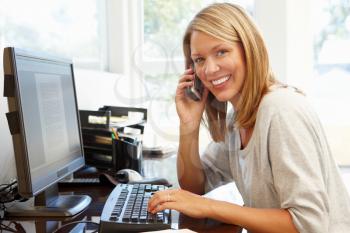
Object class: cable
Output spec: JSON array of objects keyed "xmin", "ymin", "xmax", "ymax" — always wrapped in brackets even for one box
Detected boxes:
[
  {"xmin": 12, "ymin": 222, "xmax": 25, "ymax": 233},
  {"xmin": 51, "ymin": 221, "xmax": 99, "ymax": 233},
  {"xmin": 0, "ymin": 181, "xmax": 17, "ymax": 193},
  {"xmin": 0, "ymin": 180, "xmax": 24, "ymax": 226},
  {"xmin": 0, "ymin": 204, "xmax": 5, "ymax": 221},
  {"xmin": 0, "ymin": 181, "xmax": 18, "ymax": 204},
  {"xmin": 0, "ymin": 221, "xmax": 19, "ymax": 232},
  {"xmin": 0, "ymin": 180, "xmax": 26, "ymax": 207}
]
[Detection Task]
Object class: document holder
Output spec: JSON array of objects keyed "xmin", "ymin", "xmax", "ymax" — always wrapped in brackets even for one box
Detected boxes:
[{"xmin": 79, "ymin": 106, "xmax": 147, "ymax": 174}]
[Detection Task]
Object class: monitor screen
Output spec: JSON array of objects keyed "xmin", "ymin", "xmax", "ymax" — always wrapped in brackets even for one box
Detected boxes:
[{"xmin": 4, "ymin": 47, "xmax": 85, "ymax": 198}]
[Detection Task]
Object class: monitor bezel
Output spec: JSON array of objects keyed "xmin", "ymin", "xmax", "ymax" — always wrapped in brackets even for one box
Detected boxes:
[{"xmin": 4, "ymin": 47, "xmax": 85, "ymax": 198}]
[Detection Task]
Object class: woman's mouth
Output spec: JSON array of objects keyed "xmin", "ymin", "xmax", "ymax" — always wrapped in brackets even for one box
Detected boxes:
[{"xmin": 211, "ymin": 75, "xmax": 230, "ymax": 86}]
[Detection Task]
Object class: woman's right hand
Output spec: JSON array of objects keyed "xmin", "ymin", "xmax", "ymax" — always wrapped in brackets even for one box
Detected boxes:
[{"xmin": 175, "ymin": 67, "xmax": 208, "ymax": 131}]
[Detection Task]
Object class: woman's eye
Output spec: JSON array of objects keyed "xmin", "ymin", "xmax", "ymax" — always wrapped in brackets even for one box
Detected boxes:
[
  {"xmin": 194, "ymin": 58, "xmax": 204, "ymax": 64},
  {"xmin": 217, "ymin": 50, "xmax": 227, "ymax": 56}
]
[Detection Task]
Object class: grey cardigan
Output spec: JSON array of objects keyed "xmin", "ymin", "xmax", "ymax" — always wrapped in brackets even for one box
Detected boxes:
[{"xmin": 201, "ymin": 87, "xmax": 350, "ymax": 233}]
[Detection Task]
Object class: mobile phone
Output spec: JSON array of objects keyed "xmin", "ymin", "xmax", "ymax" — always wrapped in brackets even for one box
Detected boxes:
[{"xmin": 185, "ymin": 65, "xmax": 204, "ymax": 101}]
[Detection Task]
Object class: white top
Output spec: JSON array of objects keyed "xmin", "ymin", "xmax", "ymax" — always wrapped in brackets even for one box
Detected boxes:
[{"xmin": 201, "ymin": 87, "xmax": 350, "ymax": 233}]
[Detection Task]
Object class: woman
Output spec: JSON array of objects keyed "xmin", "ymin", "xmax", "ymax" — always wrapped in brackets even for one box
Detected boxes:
[{"xmin": 147, "ymin": 3, "xmax": 350, "ymax": 233}]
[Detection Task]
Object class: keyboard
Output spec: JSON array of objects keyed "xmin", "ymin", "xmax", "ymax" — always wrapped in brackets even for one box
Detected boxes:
[
  {"xmin": 58, "ymin": 177, "xmax": 100, "ymax": 186},
  {"xmin": 99, "ymin": 183, "xmax": 176, "ymax": 232}
]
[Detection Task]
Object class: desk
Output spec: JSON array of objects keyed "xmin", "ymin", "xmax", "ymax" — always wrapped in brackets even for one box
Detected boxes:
[{"xmin": 1, "ymin": 156, "xmax": 242, "ymax": 233}]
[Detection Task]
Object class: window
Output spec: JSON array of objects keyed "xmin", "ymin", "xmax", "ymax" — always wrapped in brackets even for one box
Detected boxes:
[
  {"xmin": 0, "ymin": 0, "xmax": 107, "ymax": 70},
  {"xmin": 142, "ymin": 0, "xmax": 254, "ymax": 147},
  {"xmin": 312, "ymin": 0, "xmax": 350, "ymax": 165}
]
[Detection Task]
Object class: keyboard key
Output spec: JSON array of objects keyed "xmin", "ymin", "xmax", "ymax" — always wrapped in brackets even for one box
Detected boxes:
[
  {"xmin": 100, "ymin": 184, "xmax": 172, "ymax": 232},
  {"xmin": 131, "ymin": 216, "xmax": 139, "ymax": 222},
  {"xmin": 139, "ymin": 215, "xmax": 147, "ymax": 222},
  {"xmin": 122, "ymin": 215, "xmax": 131, "ymax": 221}
]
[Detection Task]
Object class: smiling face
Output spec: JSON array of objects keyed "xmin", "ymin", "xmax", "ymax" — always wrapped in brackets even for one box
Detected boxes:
[{"xmin": 190, "ymin": 30, "xmax": 246, "ymax": 106}]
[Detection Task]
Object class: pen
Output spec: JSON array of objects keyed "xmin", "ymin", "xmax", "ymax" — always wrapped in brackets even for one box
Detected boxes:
[{"xmin": 111, "ymin": 127, "xmax": 119, "ymax": 140}]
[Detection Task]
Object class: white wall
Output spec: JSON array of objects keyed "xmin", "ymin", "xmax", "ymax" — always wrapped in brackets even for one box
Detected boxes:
[{"xmin": 74, "ymin": 69, "xmax": 130, "ymax": 110}]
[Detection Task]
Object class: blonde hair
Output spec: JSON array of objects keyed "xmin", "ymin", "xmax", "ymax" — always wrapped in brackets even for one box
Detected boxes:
[{"xmin": 183, "ymin": 3, "xmax": 276, "ymax": 142}]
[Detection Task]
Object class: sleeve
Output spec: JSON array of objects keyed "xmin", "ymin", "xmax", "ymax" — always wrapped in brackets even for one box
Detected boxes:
[
  {"xmin": 201, "ymin": 141, "xmax": 233, "ymax": 193},
  {"xmin": 268, "ymin": 109, "xmax": 330, "ymax": 233}
]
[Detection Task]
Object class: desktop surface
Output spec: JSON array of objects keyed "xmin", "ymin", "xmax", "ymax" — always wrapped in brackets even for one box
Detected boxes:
[
  {"xmin": 3, "ymin": 183, "xmax": 241, "ymax": 233},
  {"xmin": 2, "ymin": 156, "xmax": 242, "ymax": 233}
]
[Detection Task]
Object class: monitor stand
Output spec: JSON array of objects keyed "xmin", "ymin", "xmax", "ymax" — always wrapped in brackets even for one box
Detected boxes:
[{"xmin": 5, "ymin": 184, "xmax": 91, "ymax": 217}]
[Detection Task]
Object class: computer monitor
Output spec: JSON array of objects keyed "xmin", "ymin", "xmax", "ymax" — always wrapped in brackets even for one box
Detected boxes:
[{"xmin": 3, "ymin": 47, "xmax": 91, "ymax": 217}]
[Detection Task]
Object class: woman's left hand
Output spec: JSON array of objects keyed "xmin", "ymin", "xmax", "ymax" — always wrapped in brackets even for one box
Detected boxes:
[{"xmin": 147, "ymin": 188, "xmax": 212, "ymax": 219}]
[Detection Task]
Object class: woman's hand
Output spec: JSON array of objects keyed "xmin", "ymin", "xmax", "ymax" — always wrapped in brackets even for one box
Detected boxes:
[
  {"xmin": 147, "ymin": 189, "xmax": 212, "ymax": 219},
  {"xmin": 175, "ymin": 68, "xmax": 208, "ymax": 130}
]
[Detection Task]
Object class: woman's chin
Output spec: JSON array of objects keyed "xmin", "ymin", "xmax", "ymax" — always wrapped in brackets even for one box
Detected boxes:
[
  {"xmin": 212, "ymin": 92, "xmax": 240, "ymax": 104},
  {"xmin": 211, "ymin": 91, "xmax": 232, "ymax": 102},
  {"xmin": 212, "ymin": 95, "xmax": 229, "ymax": 102}
]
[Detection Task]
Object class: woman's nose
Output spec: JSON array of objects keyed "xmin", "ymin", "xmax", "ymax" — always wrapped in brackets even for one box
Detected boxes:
[{"xmin": 204, "ymin": 58, "xmax": 219, "ymax": 76}]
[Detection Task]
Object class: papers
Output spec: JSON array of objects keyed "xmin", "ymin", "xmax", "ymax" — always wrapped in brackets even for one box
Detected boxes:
[
  {"xmin": 203, "ymin": 182, "xmax": 244, "ymax": 206},
  {"xmin": 88, "ymin": 115, "xmax": 145, "ymax": 128}
]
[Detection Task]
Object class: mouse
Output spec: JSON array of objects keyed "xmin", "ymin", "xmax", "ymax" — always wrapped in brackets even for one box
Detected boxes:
[
  {"xmin": 115, "ymin": 169, "xmax": 143, "ymax": 183},
  {"xmin": 99, "ymin": 173, "xmax": 118, "ymax": 186}
]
